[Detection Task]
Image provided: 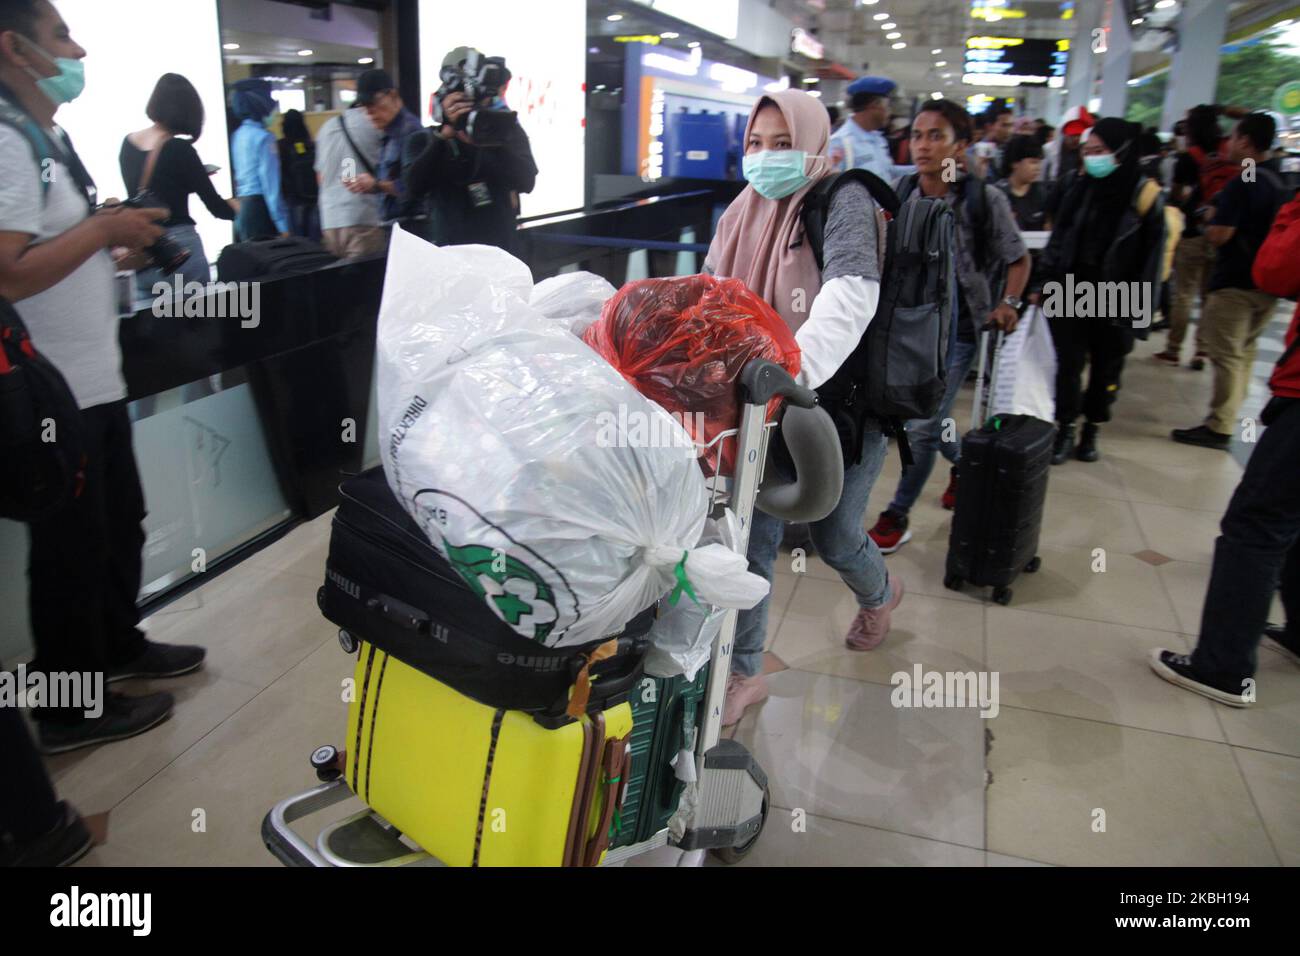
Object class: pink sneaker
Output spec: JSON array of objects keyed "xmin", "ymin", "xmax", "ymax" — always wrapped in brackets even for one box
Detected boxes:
[
  {"xmin": 845, "ymin": 578, "xmax": 906, "ymax": 651},
  {"xmin": 722, "ymin": 672, "xmax": 769, "ymax": 727}
]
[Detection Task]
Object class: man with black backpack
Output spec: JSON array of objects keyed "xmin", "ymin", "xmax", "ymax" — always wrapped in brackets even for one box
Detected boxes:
[
  {"xmin": 1173, "ymin": 113, "xmax": 1290, "ymax": 451},
  {"xmin": 868, "ymin": 98, "xmax": 1031, "ymax": 555},
  {"xmin": 0, "ymin": 0, "xmax": 205, "ymax": 755}
]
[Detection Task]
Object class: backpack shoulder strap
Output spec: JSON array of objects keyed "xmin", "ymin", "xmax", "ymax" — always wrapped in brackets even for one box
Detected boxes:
[
  {"xmin": 801, "ymin": 168, "xmax": 899, "ymax": 271},
  {"xmin": 0, "ymin": 102, "xmax": 54, "ymax": 199},
  {"xmin": 337, "ymin": 113, "xmax": 377, "ymax": 178},
  {"xmin": 895, "ymin": 172, "xmax": 919, "ymax": 203},
  {"xmin": 1133, "ymin": 176, "xmax": 1161, "ymax": 217}
]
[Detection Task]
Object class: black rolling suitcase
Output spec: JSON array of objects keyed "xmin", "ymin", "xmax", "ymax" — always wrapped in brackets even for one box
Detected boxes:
[
  {"xmin": 317, "ymin": 467, "xmax": 654, "ymax": 723},
  {"xmin": 216, "ymin": 236, "xmax": 338, "ymax": 281},
  {"xmin": 944, "ymin": 328, "xmax": 1053, "ymax": 605}
]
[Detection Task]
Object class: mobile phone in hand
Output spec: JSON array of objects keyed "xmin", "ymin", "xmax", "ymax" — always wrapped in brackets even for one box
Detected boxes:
[{"xmin": 204, "ymin": 164, "xmax": 220, "ymax": 176}]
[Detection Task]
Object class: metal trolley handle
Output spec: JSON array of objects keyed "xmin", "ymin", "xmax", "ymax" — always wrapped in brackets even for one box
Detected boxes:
[{"xmin": 738, "ymin": 360, "xmax": 845, "ymax": 525}]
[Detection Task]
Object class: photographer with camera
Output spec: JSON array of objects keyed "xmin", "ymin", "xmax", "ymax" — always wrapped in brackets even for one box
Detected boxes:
[
  {"xmin": 403, "ymin": 47, "xmax": 537, "ymax": 251},
  {"xmin": 0, "ymin": 0, "xmax": 206, "ymax": 755}
]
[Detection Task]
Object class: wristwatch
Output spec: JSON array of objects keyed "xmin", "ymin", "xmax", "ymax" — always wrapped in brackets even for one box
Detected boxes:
[{"xmin": 1003, "ymin": 294, "xmax": 1024, "ymax": 311}]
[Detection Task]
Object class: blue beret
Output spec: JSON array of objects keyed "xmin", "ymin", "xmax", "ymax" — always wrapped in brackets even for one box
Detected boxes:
[{"xmin": 847, "ymin": 76, "xmax": 896, "ymax": 97}]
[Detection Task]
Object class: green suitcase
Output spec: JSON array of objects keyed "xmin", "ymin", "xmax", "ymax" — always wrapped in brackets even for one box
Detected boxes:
[{"xmin": 610, "ymin": 666, "xmax": 710, "ymax": 849}]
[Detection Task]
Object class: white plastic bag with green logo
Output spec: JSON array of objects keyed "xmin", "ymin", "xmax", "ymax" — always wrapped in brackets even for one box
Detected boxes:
[{"xmin": 376, "ymin": 226, "xmax": 768, "ymax": 649}]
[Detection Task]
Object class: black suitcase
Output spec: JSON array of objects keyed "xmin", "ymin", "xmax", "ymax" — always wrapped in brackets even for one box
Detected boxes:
[
  {"xmin": 216, "ymin": 236, "xmax": 338, "ymax": 281},
  {"xmin": 318, "ymin": 468, "xmax": 653, "ymax": 722},
  {"xmin": 943, "ymin": 329, "xmax": 1053, "ymax": 605}
]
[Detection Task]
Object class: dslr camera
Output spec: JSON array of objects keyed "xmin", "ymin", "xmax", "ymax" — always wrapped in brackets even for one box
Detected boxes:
[
  {"xmin": 431, "ymin": 48, "xmax": 517, "ymax": 145},
  {"xmin": 120, "ymin": 190, "xmax": 191, "ymax": 274}
]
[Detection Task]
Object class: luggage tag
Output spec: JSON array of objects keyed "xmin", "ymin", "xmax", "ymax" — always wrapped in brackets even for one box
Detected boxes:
[{"xmin": 467, "ymin": 181, "xmax": 493, "ymax": 208}]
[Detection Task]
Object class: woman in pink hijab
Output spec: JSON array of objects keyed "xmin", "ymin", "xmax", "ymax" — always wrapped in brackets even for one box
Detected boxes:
[{"xmin": 705, "ymin": 89, "xmax": 905, "ymax": 727}]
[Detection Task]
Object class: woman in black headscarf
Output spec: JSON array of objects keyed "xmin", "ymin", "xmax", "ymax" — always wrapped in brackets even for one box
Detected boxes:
[{"xmin": 1033, "ymin": 117, "xmax": 1168, "ymax": 464}]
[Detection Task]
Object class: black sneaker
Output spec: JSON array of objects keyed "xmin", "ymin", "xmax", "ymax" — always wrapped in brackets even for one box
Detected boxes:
[
  {"xmin": 0, "ymin": 801, "xmax": 94, "ymax": 867},
  {"xmin": 37, "ymin": 691, "xmax": 174, "ymax": 755},
  {"xmin": 1076, "ymin": 422, "xmax": 1100, "ymax": 463},
  {"xmin": 108, "ymin": 639, "xmax": 206, "ymax": 683},
  {"xmin": 1263, "ymin": 624, "xmax": 1300, "ymax": 666},
  {"xmin": 1051, "ymin": 423, "xmax": 1075, "ymax": 466},
  {"xmin": 1171, "ymin": 424, "xmax": 1230, "ymax": 450},
  {"xmin": 1148, "ymin": 649, "xmax": 1252, "ymax": 707}
]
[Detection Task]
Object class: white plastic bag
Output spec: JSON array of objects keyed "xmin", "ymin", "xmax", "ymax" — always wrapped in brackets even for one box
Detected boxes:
[
  {"xmin": 529, "ymin": 271, "xmax": 616, "ymax": 337},
  {"xmin": 990, "ymin": 305, "xmax": 1057, "ymax": 423},
  {"xmin": 644, "ymin": 509, "xmax": 760, "ymax": 679},
  {"xmin": 376, "ymin": 227, "xmax": 768, "ymax": 649}
]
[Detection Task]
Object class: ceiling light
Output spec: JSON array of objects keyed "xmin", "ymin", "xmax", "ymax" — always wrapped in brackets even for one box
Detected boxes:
[
  {"xmin": 802, "ymin": 76, "xmax": 820, "ymax": 84},
  {"xmin": 297, "ymin": 49, "xmax": 313, "ymax": 56},
  {"xmin": 932, "ymin": 91, "xmax": 943, "ymax": 99},
  {"xmin": 660, "ymin": 32, "xmax": 679, "ymax": 39},
  {"xmin": 931, "ymin": 48, "xmax": 942, "ymax": 55},
  {"xmin": 357, "ymin": 56, "xmax": 373, "ymax": 64},
  {"xmin": 687, "ymin": 41, "xmax": 700, "ymax": 48},
  {"xmin": 589, "ymin": 46, "xmax": 600, "ymax": 53},
  {"xmin": 881, "ymin": 22, "xmax": 897, "ymax": 29},
  {"xmin": 607, "ymin": 13, "xmax": 623, "ymax": 21},
  {"xmin": 807, "ymin": 90, "xmax": 822, "ymax": 98},
  {"xmin": 935, "ymin": 60, "xmax": 947, "ymax": 66},
  {"xmin": 873, "ymin": 13, "xmax": 890, "ymax": 21},
  {"xmin": 886, "ymin": 32, "xmax": 901, "ymax": 40},
  {"xmin": 892, "ymin": 42, "xmax": 906, "ymax": 49},
  {"xmin": 223, "ymin": 42, "xmax": 240, "ymax": 50},
  {"xmin": 1155, "ymin": 0, "xmax": 1174, "ymax": 8},
  {"xmin": 1131, "ymin": 17, "xmax": 1144, "ymax": 25}
]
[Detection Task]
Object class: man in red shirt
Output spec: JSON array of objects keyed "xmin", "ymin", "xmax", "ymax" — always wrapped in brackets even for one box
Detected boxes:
[{"xmin": 1150, "ymin": 193, "xmax": 1300, "ymax": 705}]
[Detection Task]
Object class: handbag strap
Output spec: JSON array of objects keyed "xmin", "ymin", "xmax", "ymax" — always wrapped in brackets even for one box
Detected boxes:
[
  {"xmin": 138, "ymin": 133, "xmax": 171, "ymax": 192},
  {"xmin": 337, "ymin": 113, "xmax": 376, "ymax": 178}
]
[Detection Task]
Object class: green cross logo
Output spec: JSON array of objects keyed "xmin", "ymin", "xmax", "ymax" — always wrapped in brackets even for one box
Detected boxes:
[{"xmin": 444, "ymin": 543, "xmax": 559, "ymax": 643}]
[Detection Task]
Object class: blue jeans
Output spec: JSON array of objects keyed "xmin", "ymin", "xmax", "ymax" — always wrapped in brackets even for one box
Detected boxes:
[
  {"xmin": 889, "ymin": 336, "xmax": 978, "ymax": 516},
  {"xmin": 134, "ymin": 223, "xmax": 211, "ymax": 300},
  {"xmin": 732, "ymin": 422, "xmax": 893, "ymax": 677}
]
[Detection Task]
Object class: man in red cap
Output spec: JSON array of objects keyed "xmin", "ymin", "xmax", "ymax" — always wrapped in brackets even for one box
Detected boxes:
[{"xmin": 1042, "ymin": 106, "xmax": 1093, "ymax": 218}]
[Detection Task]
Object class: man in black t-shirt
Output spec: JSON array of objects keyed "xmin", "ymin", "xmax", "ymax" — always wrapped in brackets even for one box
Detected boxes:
[{"xmin": 1173, "ymin": 114, "xmax": 1290, "ymax": 449}]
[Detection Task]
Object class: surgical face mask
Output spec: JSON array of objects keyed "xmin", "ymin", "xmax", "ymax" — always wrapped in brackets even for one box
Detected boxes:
[
  {"xmin": 1083, "ymin": 152, "xmax": 1118, "ymax": 178},
  {"xmin": 20, "ymin": 36, "xmax": 84, "ymax": 106},
  {"xmin": 742, "ymin": 149, "xmax": 817, "ymax": 200}
]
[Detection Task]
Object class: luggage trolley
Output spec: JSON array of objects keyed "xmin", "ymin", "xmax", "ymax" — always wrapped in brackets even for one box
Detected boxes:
[{"xmin": 262, "ymin": 359, "xmax": 844, "ymax": 867}]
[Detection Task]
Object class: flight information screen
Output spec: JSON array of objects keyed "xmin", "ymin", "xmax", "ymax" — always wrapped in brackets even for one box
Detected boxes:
[{"xmin": 964, "ymin": 36, "xmax": 1070, "ymax": 87}]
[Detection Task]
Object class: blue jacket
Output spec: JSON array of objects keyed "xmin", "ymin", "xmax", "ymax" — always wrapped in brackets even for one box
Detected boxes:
[{"xmin": 231, "ymin": 119, "xmax": 290, "ymax": 234}]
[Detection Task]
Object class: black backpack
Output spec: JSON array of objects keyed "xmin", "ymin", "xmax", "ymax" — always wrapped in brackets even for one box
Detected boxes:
[
  {"xmin": 0, "ymin": 298, "xmax": 85, "ymax": 521},
  {"xmin": 802, "ymin": 168, "xmax": 955, "ymax": 465}
]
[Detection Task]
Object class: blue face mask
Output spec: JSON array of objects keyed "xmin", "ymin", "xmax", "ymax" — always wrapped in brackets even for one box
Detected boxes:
[
  {"xmin": 21, "ymin": 37, "xmax": 84, "ymax": 106},
  {"xmin": 1083, "ymin": 153, "xmax": 1118, "ymax": 178},
  {"xmin": 742, "ymin": 149, "xmax": 815, "ymax": 200}
]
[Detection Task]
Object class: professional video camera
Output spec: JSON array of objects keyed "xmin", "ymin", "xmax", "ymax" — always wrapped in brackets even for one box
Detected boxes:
[{"xmin": 431, "ymin": 48, "xmax": 518, "ymax": 145}]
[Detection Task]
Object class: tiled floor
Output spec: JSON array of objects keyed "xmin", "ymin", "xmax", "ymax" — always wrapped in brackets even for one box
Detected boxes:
[{"xmin": 52, "ymin": 312, "xmax": 1298, "ymax": 867}]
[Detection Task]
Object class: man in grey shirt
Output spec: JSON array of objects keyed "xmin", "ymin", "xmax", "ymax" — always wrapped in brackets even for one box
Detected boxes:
[{"xmin": 315, "ymin": 105, "xmax": 385, "ymax": 258}]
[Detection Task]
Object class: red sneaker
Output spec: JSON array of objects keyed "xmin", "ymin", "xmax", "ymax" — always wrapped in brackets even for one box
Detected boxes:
[
  {"xmin": 868, "ymin": 509, "xmax": 912, "ymax": 554},
  {"xmin": 941, "ymin": 467, "xmax": 958, "ymax": 510}
]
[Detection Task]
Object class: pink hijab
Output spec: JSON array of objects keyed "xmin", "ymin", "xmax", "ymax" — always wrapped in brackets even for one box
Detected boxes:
[{"xmin": 705, "ymin": 90, "xmax": 833, "ymax": 333}]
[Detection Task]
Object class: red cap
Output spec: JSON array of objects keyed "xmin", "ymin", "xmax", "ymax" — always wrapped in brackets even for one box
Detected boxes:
[{"xmin": 1061, "ymin": 106, "xmax": 1095, "ymax": 137}]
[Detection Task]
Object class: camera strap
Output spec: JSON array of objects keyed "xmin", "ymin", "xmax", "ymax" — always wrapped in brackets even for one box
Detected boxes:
[{"xmin": 338, "ymin": 113, "xmax": 377, "ymax": 178}]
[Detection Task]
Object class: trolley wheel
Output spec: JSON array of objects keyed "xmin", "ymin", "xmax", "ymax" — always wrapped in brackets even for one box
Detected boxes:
[
  {"xmin": 992, "ymin": 586, "xmax": 1013, "ymax": 606},
  {"xmin": 943, "ymin": 573, "xmax": 964, "ymax": 592},
  {"xmin": 310, "ymin": 744, "xmax": 342, "ymax": 782},
  {"xmin": 338, "ymin": 629, "xmax": 359, "ymax": 654},
  {"xmin": 1023, "ymin": 556, "xmax": 1042, "ymax": 574},
  {"xmin": 709, "ymin": 786, "xmax": 770, "ymax": 865}
]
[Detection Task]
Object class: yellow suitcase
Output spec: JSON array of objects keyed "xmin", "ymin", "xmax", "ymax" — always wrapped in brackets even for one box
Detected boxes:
[{"xmin": 346, "ymin": 641, "xmax": 634, "ymax": 867}]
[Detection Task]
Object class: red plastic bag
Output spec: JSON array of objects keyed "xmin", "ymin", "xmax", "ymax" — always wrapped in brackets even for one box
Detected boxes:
[{"xmin": 582, "ymin": 275, "xmax": 800, "ymax": 476}]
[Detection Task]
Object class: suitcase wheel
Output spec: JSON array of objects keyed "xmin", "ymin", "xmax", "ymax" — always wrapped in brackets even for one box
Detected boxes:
[
  {"xmin": 943, "ymin": 573, "xmax": 964, "ymax": 592},
  {"xmin": 709, "ymin": 785, "xmax": 770, "ymax": 866},
  {"xmin": 338, "ymin": 629, "xmax": 359, "ymax": 655},
  {"xmin": 1023, "ymin": 556, "xmax": 1042, "ymax": 574},
  {"xmin": 992, "ymin": 586, "xmax": 1013, "ymax": 606},
  {"xmin": 311, "ymin": 744, "xmax": 344, "ymax": 782}
]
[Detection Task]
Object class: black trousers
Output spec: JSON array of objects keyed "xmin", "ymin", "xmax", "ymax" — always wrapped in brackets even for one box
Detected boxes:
[
  {"xmin": 27, "ymin": 400, "xmax": 147, "ymax": 722},
  {"xmin": 1193, "ymin": 397, "xmax": 1300, "ymax": 682},
  {"xmin": 0, "ymin": 702, "xmax": 60, "ymax": 843},
  {"xmin": 1049, "ymin": 316, "xmax": 1136, "ymax": 426}
]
